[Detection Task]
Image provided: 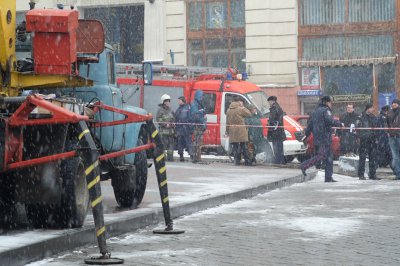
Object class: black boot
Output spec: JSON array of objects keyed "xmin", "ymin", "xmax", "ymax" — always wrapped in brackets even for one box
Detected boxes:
[
  {"xmin": 244, "ymin": 160, "xmax": 253, "ymax": 166},
  {"xmin": 167, "ymin": 151, "xmax": 174, "ymax": 162},
  {"xmin": 179, "ymin": 154, "xmax": 185, "ymax": 162}
]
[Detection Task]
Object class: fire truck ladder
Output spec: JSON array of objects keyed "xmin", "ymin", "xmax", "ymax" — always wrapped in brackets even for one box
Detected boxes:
[{"xmin": 116, "ymin": 63, "xmax": 235, "ymax": 80}]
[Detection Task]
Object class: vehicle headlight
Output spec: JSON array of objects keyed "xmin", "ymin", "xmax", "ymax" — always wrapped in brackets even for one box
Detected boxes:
[{"xmin": 285, "ymin": 130, "xmax": 292, "ymax": 138}]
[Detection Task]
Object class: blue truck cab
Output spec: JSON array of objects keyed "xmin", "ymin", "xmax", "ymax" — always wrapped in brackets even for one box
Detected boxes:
[
  {"xmin": 62, "ymin": 44, "xmax": 149, "ymax": 209},
  {"xmin": 74, "ymin": 44, "xmax": 147, "ymax": 165}
]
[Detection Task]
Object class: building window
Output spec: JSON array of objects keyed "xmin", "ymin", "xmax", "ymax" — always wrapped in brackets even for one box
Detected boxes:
[
  {"xmin": 324, "ymin": 65, "xmax": 373, "ymax": 114},
  {"xmin": 302, "ymin": 35, "xmax": 393, "ymax": 61},
  {"xmin": 206, "ymin": 2, "xmax": 227, "ymax": 29},
  {"xmin": 187, "ymin": 0, "xmax": 246, "ymax": 72},
  {"xmin": 300, "ymin": 0, "xmax": 395, "ymax": 25},
  {"xmin": 188, "ymin": 40, "xmax": 203, "ymax": 66},
  {"xmin": 189, "ymin": 2, "xmax": 202, "ymax": 31},
  {"xmin": 205, "ymin": 38, "xmax": 229, "ymax": 68},
  {"xmin": 377, "ymin": 63, "xmax": 396, "ymax": 93},
  {"xmin": 349, "ymin": 0, "xmax": 395, "ymax": 22},
  {"xmin": 230, "ymin": 0, "xmax": 245, "ymax": 28},
  {"xmin": 85, "ymin": 6, "xmax": 144, "ymax": 63},
  {"xmin": 300, "ymin": 0, "xmax": 345, "ymax": 25}
]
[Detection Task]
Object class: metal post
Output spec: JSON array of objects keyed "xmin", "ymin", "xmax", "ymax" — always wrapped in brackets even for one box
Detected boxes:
[
  {"xmin": 146, "ymin": 120, "xmax": 184, "ymax": 234},
  {"xmin": 77, "ymin": 121, "xmax": 124, "ymax": 265}
]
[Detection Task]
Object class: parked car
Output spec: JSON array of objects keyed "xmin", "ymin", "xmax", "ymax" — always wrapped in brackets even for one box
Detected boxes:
[{"xmin": 292, "ymin": 115, "xmax": 341, "ymax": 161}]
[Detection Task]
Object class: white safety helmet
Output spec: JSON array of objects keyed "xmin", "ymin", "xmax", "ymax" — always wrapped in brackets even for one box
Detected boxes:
[{"xmin": 161, "ymin": 94, "xmax": 171, "ymax": 104}]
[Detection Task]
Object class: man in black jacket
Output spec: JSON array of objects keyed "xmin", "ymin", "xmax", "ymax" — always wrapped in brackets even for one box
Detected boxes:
[
  {"xmin": 376, "ymin": 105, "xmax": 392, "ymax": 168},
  {"xmin": 357, "ymin": 104, "xmax": 379, "ymax": 180},
  {"xmin": 339, "ymin": 104, "xmax": 359, "ymax": 156},
  {"xmin": 267, "ymin": 96, "xmax": 286, "ymax": 164},
  {"xmin": 300, "ymin": 96, "xmax": 343, "ymax": 182}
]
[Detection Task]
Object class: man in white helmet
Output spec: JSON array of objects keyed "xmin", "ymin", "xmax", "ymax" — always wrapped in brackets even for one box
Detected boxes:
[{"xmin": 156, "ymin": 94, "xmax": 175, "ymax": 161}]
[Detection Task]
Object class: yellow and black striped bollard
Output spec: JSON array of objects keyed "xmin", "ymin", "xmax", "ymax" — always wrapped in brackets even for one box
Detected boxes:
[
  {"xmin": 77, "ymin": 121, "xmax": 124, "ymax": 265},
  {"xmin": 146, "ymin": 120, "xmax": 184, "ymax": 235}
]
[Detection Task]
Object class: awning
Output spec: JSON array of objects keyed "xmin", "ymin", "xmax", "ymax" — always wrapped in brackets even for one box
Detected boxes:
[{"xmin": 298, "ymin": 56, "xmax": 397, "ymax": 67}]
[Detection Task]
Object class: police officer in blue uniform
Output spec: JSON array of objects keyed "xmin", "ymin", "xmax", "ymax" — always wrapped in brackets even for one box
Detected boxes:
[{"xmin": 300, "ymin": 96, "xmax": 343, "ymax": 182}]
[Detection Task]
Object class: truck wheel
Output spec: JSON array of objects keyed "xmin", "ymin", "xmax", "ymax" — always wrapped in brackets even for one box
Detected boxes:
[
  {"xmin": 25, "ymin": 203, "xmax": 56, "ymax": 228},
  {"xmin": 0, "ymin": 174, "xmax": 17, "ymax": 228},
  {"xmin": 26, "ymin": 145, "xmax": 89, "ymax": 228},
  {"xmin": 25, "ymin": 163, "xmax": 59, "ymax": 228},
  {"xmin": 113, "ymin": 139, "xmax": 148, "ymax": 208},
  {"xmin": 133, "ymin": 139, "xmax": 148, "ymax": 206},
  {"xmin": 56, "ymin": 155, "xmax": 89, "ymax": 228}
]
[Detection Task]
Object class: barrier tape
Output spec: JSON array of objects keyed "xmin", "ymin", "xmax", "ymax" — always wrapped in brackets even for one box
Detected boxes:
[{"xmin": 155, "ymin": 121, "xmax": 400, "ymax": 130}]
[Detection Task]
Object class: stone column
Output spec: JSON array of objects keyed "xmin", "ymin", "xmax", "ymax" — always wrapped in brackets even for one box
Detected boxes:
[{"xmin": 144, "ymin": 0, "xmax": 166, "ymax": 63}]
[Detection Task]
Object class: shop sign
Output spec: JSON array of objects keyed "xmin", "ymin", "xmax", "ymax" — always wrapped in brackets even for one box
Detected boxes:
[
  {"xmin": 297, "ymin": 90, "xmax": 322, "ymax": 97},
  {"xmin": 332, "ymin": 94, "xmax": 371, "ymax": 102},
  {"xmin": 379, "ymin": 92, "xmax": 396, "ymax": 109},
  {"xmin": 301, "ymin": 67, "xmax": 320, "ymax": 90}
]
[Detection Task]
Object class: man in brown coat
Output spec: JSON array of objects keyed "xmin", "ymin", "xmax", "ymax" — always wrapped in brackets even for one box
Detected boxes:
[{"xmin": 226, "ymin": 97, "xmax": 252, "ymax": 166}]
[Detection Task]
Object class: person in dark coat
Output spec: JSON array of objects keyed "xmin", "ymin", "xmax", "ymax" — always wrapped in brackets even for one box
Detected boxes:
[
  {"xmin": 386, "ymin": 99, "xmax": 400, "ymax": 179},
  {"xmin": 339, "ymin": 104, "xmax": 359, "ymax": 156},
  {"xmin": 190, "ymin": 90, "xmax": 207, "ymax": 163},
  {"xmin": 245, "ymin": 104, "xmax": 264, "ymax": 164},
  {"xmin": 300, "ymin": 96, "xmax": 343, "ymax": 182},
  {"xmin": 226, "ymin": 97, "xmax": 252, "ymax": 166},
  {"xmin": 175, "ymin": 96, "xmax": 192, "ymax": 162},
  {"xmin": 357, "ymin": 104, "xmax": 380, "ymax": 180},
  {"xmin": 267, "ymin": 96, "xmax": 286, "ymax": 164},
  {"xmin": 376, "ymin": 105, "xmax": 392, "ymax": 168}
]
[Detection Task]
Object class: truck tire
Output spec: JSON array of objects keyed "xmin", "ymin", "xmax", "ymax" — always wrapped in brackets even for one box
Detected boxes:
[
  {"xmin": 25, "ymin": 202, "xmax": 56, "ymax": 228},
  {"xmin": 25, "ymin": 143, "xmax": 89, "ymax": 228},
  {"xmin": 0, "ymin": 174, "xmax": 17, "ymax": 228},
  {"xmin": 113, "ymin": 139, "xmax": 148, "ymax": 208},
  {"xmin": 56, "ymin": 155, "xmax": 89, "ymax": 228},
  {"xmin": 25, "ymin": 163, "xmax": 59, "ymax": 228}
]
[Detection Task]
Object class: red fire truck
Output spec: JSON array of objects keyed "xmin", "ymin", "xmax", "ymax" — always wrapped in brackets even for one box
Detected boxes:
[{"xmin": 117, "ymin": 64, "xmax": 307, "ymax": 162}]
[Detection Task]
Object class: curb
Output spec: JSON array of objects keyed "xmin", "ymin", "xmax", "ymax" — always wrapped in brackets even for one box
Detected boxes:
[{"xmin": 1, "ymin": 171, "xmax": 316, "ymax": 266}]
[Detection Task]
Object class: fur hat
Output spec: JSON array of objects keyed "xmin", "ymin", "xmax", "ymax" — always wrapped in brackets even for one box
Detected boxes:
[{"xmin": 267, "ymin": 96, "xmax": 277, "ymax": 101}]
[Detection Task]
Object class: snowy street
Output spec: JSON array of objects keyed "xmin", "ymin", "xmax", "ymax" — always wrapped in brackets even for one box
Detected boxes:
[{"xmin": 29, "ymin": 172, "xmax": 400, "ymax": 266}]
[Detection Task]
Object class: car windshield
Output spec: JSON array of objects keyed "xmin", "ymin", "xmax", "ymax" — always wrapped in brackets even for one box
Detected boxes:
[{"xmin": 246, "ymin": 91, "xmax": 270, "ymax": 116}]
